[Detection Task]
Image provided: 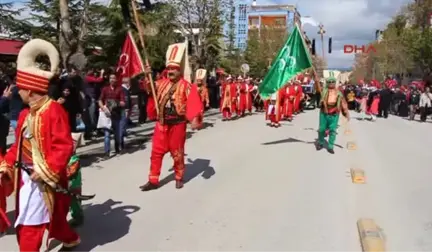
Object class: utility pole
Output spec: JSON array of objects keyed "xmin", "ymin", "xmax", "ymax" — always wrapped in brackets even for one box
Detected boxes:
[{"xmin": 317, "ymin": 23, "xmax": 325, "ymax": 60}]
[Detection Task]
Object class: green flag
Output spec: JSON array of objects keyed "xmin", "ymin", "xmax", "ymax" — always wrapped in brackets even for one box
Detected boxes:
[{"xmin": 258, "ymin": 24, "xmax": 313, "ymax": 99}]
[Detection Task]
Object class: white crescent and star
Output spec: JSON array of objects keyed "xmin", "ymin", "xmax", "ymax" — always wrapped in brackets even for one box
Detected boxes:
[
  {"xmin": 117, "ymin": 53, "xmax": 130, "ymax": 75},
  {"xmin": 277, "ymin": 45, "xmax": 296, "ymax": 72}
]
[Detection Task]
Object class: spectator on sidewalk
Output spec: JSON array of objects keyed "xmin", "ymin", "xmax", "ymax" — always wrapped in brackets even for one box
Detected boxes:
[
  {"xmin": 8, "ymin": 84, "xmax": 23, "ymax": 132},
  {"xmin": 98, "ymin": 74, "xmax": 125, "ymax": 158},
  {"xmin": 419, "ymin": 87, "xmax": 432, "ymax": 122},
  {"xmin": 408, "ymin": 86, "xmax": 420, "ymax": 120},
  {"xmin": 0, "ymin": 86, "xmax": 12, "ymax": 154},
  {"xmin": 121, "ymin": 77, "xmax": 132, "ymax": 145},
  {"xmin": 58, "ymin": 78, "xmax": 82, "ymax": 132}
]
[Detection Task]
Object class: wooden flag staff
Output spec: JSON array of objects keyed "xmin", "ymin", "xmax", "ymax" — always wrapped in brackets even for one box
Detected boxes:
[{"xmin": 131, "ymin": 0, "xmax": 159, "ymax": 115}]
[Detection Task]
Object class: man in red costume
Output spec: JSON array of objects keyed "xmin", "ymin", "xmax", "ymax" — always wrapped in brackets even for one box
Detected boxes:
[
  {"xmin": 237, "ymin": 76, "xmax": 247, "ymax": 116},
  {"xmin": 140, "ymin": 42, "xmax": 202, "ymax": 191},
  {"xmin": 220, "ymin": 75, "xmax": 237, "ymax": 120},
  {"xmin": 195, "ymin": 69, "xmax": 209, "ymax": 109},
  {"xmin": 0, "ymin": 154, "xmax": 12, "ymax": 236},
  {"xmin": 293, "ymin": 79, "xmax": 304, "ymax": 114},
  {"xmin": 246, "ymin": 78, "xmax": 254, "ymax": 114},
  {"xmin": 194, "ymin": 68, "xmax": 209, "ymax": 125},
  {"xmin": 237, "ymin": 76, "xmax": 253, "ymax": 116},
  {"xmin": 141, "ymin": 70, "xmax": 167, "ymax": 122},
  {"xmin": 0, "ymin": 39, "xmax": 80, "ymax": 251},
  {"xmin": 282, "ymin": 81, "xmax": 296, "ymax": 121},
  {"xmin": 266, "ymin": 88, "xmax": 284, "ymax": 127}
]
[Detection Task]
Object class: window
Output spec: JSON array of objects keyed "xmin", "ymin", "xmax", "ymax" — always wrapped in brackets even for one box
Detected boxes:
[
  {"xmin": 238, "ymin": 4, "xmax": 247, "ymax": 21},
  {"xmin": 249, "ymin": 18, "xmax": 259, "ymax": 26},
  {"xmin": 238, "ymin": 28, "xmax": 246, "ymax": 34}
]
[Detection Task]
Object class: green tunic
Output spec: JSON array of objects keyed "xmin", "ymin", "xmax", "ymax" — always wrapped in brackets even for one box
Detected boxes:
[
  {"xmin": 318, "ymin": 88, "xmax": 343, "ymax": 150},
  {"xmin": 67, "ymin": 154, "xmax": 83, "ymax": 220}
]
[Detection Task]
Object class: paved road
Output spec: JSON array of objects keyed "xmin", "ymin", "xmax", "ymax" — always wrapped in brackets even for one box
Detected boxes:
[{"xmin": 1, "ymin": 110, "xmax": 431, "ymax": 250}]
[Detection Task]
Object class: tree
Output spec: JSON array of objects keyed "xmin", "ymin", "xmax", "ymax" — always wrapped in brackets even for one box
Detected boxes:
[
  {"xmin": 312, "ymin": 55, "xmax": 327, "ymax": 78},
  {"xmin": 171, "ymin": 0, "xmax": 228, "ymax": 71},
  {"xmin": 355, "ymin": 0, "xmax": 432, "ymax": 79},
  {"xmin": 9, "ymin": 0, "xmax": 106, "ymax": 68},
  {"xmin": 0, "ymin": 2, "xmax": 23, "ymax": 34},
  {"xmin": 260, "ymin": 26, "xmax": 287, "ymax": 63},
  {"xmin": 242, "ymin": 26, "xmax": 288, "ymax": 78},
  {"xmin": 244, "ymin": 29, "xmax": 266, "ymax": 77}
]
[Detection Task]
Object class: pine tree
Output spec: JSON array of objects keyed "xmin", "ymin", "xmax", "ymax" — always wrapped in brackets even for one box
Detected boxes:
[
  {"xmin": 0, "ymin": 2, "xmax": 24, "ymax": 35},
  {"xmin": 244, "ymin": 30, "xmax": 266, "ymax": 77}
]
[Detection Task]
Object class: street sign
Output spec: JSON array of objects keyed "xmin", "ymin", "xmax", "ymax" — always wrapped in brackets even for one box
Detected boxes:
[{"xmin": 241, "ymin": 63, "xmax": 250, "ymax": 73}]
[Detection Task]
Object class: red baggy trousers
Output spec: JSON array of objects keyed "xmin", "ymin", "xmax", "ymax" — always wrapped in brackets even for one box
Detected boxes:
[
  {"xmin": 148, "ymin": 121, "xmax": 187, "ymax": 184},
  {"xmin": 16, "ymin": 223, "xmax": 79, "ymax": 252}
]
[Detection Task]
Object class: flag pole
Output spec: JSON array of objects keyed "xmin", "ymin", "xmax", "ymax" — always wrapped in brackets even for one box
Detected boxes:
[
  {"xmin": 296, "ymin": 23, "xmax": 322, "ymax": 94},
  {"xmin": 131, "ymin": 0, "xmax": 159, "ymax": 115}
]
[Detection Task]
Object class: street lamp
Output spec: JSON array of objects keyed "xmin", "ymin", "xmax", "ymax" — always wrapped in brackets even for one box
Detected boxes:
[{"xmin": 317, "ymin": 23, "xmax": 325, "ymax": 59}]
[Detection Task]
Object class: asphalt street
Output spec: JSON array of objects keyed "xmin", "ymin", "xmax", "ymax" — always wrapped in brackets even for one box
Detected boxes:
[{"xmin": 1, "ymin": 109, "xmax": 431, "ymax": 251}]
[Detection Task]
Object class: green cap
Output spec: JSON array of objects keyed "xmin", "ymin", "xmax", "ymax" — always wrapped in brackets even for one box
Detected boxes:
[
  {"xmin": 326, "ymin": 71, "xmax": 337, "ymax": 83},
  {"xmin": 326, "ymin": 76, "xmax": 337, "ymax": 83}
]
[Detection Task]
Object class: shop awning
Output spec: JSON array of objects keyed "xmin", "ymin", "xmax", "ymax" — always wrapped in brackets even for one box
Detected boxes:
[{"xmin": 0, "ymin": 39, "xmax": 24, "ymax": 55}]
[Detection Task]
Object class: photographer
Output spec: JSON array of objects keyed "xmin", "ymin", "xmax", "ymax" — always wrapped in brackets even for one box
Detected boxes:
[{"xmin": 84, "ymin": 68, "xmax": 105, "ymax": 138}]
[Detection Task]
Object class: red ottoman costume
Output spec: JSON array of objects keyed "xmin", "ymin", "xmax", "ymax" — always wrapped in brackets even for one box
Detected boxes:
[
  {"xmin": 195, "ymin": 69, "xmax": 209, "ymax": 125},
  {"xmin": 140, "ymin": 42, "xmax": 202, "ymax": 191},
  {"xmin": 266, "ymin": 89, "xmax": 283, "ymax": 127},
  {"xmin": 0, "ymin": 39, "xmax": 80, "ymax": 251},
  {"xmin": 282, "ymin": 82, "xmax": 296, "ymax": 121},
  {"xmin": 0, "ymin": 154, "xmax": 12, "ymax": 235},
  {"xmin": 220, "ymin": 76, "xmax": 237, "ymax": 120}
]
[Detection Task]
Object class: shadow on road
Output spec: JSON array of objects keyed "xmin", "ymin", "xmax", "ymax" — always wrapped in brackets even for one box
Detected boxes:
[
  {"xmin": 160, "ymin": 158, "xmax": 216, "ymax": 187},
  {"xmin": 201, "ymin": 121, "xmax": 214, "ymax": 130},
  {"xmin": 261, "ymin": 137, "xmax": 343, "ymax": 149},
  {"xmin": 80, "ymin": 136, "xmax": 150, "ymax": 168},
  {"xmin": 74, "ymin": 199, "xmax": 140, "ymax": 251},
  {"xmin": 4, "ymin": 210, "xmax": 16, "ymax": 235}
]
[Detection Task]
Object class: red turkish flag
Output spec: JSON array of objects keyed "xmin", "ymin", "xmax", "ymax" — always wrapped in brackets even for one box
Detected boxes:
[{"xmin": 116, "ymin": 31, "xmax": 144, "ymax": 81}]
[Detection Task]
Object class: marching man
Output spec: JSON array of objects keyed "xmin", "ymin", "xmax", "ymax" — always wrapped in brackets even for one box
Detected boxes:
[
  {"xmin": 195, "ymin": 68, "xmax": 209, "ymax": 125},
  {"xmin": 293, "ymin": 78, "xmax": 304, "ymax": 114},
  {"xmin": 0, "ymin": 39, "xmax": 80, "ymax": 251},
  {"xmin": 316, "ymin": 74, "xmax": 350, "ymax": 154},
  {"xmin": 266, "ymin": 88, "xmax": 283, "ymax": 127},
  {"xmin": 140, "ymin": 42, "xmax": 203, "ymax": 191},
  {"xmin": 195, "ymin": 69, "xmax": 209, "ymax": 109},
  {"xmin": 220, "ymin": 75, "xmax": 237, "ymax": 120},
  {"xmin": 282, "ymin": 81, "xmax": 296, "ymax": 121}
]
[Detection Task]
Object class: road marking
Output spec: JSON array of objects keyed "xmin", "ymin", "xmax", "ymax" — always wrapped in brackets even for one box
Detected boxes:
[
  {"xmin": 346, "ymin": 141, "xmax": 357, "ymax": 150},
  {"xmin": 350, "ymin": 168, "xmax": 365, "ymax": 184},
  {"xmin": 357, "ymin": 219, "xmax": 386, "ymax": 252}
]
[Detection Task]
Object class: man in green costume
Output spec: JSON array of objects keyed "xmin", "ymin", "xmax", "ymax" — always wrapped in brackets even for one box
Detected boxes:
[
  {"xmin": 316, "ymin": 75, "xmax": 350, "ymax": 154},
  {"xmin": 68, "ymin": 133, "xmax": 85, "ymax": 226}
]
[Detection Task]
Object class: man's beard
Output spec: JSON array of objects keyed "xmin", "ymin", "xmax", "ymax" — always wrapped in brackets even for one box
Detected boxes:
[{"xmin": 168, "ymin": 72, "xmax": 179, "ymax": 81}]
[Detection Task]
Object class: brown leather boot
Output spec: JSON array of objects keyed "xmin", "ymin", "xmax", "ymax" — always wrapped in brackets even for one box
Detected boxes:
[
  {"xmin": 175, "ymin": 180, "xmax": 184, "ymax": 189},
  {"xmin": 139, "ymin": 182, "xmax": 159, "ymax": 191}
]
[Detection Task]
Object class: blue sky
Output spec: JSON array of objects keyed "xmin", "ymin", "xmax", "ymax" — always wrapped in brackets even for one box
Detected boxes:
[
  {"xmin": 4, "ymin": 0, "xmax": 411, "ymax": 68},
  {"xmin": 258, "ymin": 0, "xmax": 411, "ymax": 68}
]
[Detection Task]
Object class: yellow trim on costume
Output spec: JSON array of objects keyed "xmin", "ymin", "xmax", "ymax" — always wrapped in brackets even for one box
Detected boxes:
[
  {"xmin": 25, "ymin": 99, "xmax": 60, "ymax": 188},
  {"xmin": 0, "ymin": 162, "xmax": 13, "ymax": 179}
]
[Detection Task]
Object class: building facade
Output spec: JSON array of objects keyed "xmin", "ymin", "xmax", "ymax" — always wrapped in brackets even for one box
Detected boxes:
[{"xmin": 228, "ymin": 0, "xmax": 301, "ymax": 50}]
